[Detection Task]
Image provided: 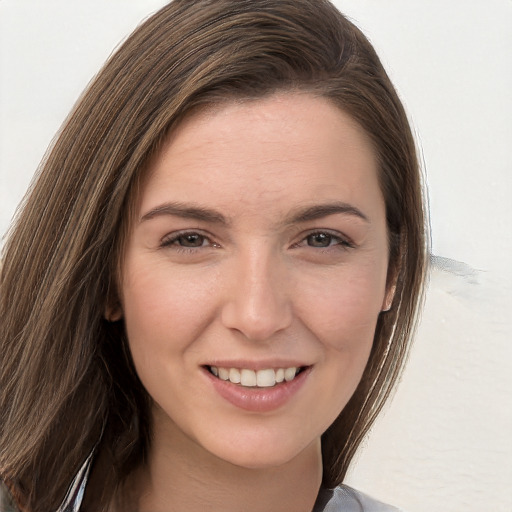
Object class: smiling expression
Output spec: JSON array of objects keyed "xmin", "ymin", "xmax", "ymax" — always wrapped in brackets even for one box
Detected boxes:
[{"xmin": 118, "ymin": 93, "xmax": 393, "ymax": 469}]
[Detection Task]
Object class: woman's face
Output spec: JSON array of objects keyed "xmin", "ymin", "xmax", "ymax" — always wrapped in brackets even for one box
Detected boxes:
[{"xmin": 119, "ymin": 93, "xmax": 392, "ymax": 469}]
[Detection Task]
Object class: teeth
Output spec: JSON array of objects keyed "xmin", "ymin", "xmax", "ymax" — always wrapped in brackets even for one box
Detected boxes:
[
  {"xmin": 284, "ymin": 367, "xmax": 297, "ymax": 382},
  {"xmin": 209, "ymin": 366, "xmax": 300, "ymax": 387},
  {"xmin": 256, "ymin": 369, "xmax": 276, "ymax": 387},
  {"xmin": 229, "ymin": 368, "xmax": 241, "ymax": 384},
  {"xmin": 240, "ymin": 369, "xmax": 257, "ymax": 387}
]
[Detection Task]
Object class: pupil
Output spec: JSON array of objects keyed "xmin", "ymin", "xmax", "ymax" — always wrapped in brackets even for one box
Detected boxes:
[
  {"xmin": 309, "ymin": 233, "xmax": 331, "ymax": 247},
  {"xmin": 180, "ymin": 234, "xmax": 203, "ymax": 247}
]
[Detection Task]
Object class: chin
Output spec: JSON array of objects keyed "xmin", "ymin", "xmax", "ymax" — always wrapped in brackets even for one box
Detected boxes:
[{"xmin": 203, "ymin": 432, "xmax": 321, "ymax": 471}]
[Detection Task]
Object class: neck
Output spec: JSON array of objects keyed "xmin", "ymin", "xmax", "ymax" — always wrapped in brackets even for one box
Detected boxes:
[{"xmin": 115, "ymin": 417, "xmax": 323, "ymax": 512}]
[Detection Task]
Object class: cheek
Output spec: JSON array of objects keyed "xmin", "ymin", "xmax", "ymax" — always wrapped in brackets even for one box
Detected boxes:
[
  {"xmin": 121, "ymin": 261, "xmax": 219, "ymax": 359},
  {"xmin": 296, "ymin": 262, "xmax": 386, "ymax": 352},
  {"xmin": 304, "ymin": 273, "xmax": 382, "ymax": 434}
]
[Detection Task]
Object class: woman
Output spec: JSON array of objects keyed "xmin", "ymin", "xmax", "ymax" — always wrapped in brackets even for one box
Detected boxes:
[{"xmin": 0, "ymin": 1, "xmax": 427, "ymax": 511}]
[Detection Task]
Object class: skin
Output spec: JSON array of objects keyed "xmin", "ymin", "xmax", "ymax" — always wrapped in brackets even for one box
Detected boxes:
[{"xmin": 113, "ymin": 93, "xmax": 393, "ymax": 512}]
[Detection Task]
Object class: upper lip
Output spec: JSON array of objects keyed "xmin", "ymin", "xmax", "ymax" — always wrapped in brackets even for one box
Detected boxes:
[{"xmin": 202, "ymin": 360, "xmax": 311, "ymax": 370}]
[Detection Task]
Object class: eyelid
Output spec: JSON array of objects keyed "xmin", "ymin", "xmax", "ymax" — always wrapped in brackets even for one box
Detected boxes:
[
  {"xmin": 292, "ymin": 229, "xmax": 356, "ymax": 249},
  {"xmin": 159, "ymin": 228, "xmax": 355, "ymax": 251},
  {"xmin": 160, "ymin": 229, "xmax": 219, "ymax": 248}
]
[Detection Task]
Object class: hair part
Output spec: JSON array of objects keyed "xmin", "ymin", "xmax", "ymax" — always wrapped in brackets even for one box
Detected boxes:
[{"xmin": 0, "ymin": 1, "xmax": 428, "ymax": 510}]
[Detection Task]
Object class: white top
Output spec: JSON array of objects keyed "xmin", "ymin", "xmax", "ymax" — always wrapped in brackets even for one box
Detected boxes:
[{"xmin": 314, "ymin": 486, "xmax": 404, "ymax": 511}]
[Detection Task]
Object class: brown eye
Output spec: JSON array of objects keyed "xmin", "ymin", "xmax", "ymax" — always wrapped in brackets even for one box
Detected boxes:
[
  {"xmin": 306, "ymin": 233, "xmax": 334, "ymax": 247},
  {"xmin": 177, "ymin": 233, "xmax": 206, "ymax": 247}
]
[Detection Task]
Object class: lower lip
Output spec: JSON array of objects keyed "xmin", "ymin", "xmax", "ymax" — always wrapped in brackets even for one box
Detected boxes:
[{"xmin": 203, "ymin": 367, "xmax": 311, "ymax": 413}]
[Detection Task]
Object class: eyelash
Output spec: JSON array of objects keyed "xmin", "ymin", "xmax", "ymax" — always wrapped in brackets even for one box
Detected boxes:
[
  {"xmin": 292, "ymin": 230, "xmax": 355, "ymax": 251},
  {"xmin": 160, "ymin": 231, "xmax": 217, "ymax": 253},
  {"xmin": 160, "ymin": 230, "xmax": 354, "ymax": 253}
]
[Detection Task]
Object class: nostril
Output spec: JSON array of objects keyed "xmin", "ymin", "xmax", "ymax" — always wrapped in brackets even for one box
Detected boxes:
[{"xmin": 220, "ymin": 291, "xmax": 293, "ymax": 341}]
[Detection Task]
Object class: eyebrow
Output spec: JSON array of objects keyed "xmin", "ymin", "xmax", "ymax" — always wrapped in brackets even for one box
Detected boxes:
[
  {"xmin": 284, "ymin": 202, "xmax": 369, "ymax": 224},
  {"xmin": 140, "ymin": 202, "xmax": 229, "ymax": 225},
  {"xmin": 140, "ymin": 200, "xmax": 369, "ymax": 226}
]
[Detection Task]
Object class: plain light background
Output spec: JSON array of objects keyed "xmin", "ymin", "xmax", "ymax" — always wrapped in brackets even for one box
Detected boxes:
[{"xmin": 1, "ymin": 2, "xmax": 511, "ymax": 511}]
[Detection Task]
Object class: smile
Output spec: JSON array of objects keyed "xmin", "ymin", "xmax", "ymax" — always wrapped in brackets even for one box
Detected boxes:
[{"xmin": 207, "ymin": 366, "xmax": 304, "ymax": 388}]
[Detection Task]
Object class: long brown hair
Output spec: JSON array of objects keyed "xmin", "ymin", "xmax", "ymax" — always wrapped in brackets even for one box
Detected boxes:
[{"xmin": 0, "ymin": 1, "xmax": 428, "ymax": 510}]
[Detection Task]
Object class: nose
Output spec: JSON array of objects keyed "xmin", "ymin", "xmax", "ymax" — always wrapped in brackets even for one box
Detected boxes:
[{"xmin": 221, "ymin": 247, "xmax": 293, "ymax": 341}]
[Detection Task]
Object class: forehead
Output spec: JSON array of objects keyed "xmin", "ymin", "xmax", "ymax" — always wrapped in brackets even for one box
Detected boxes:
[{"xmin": 136, "ymin": 92, "xmax": 382, "ymax": 224}]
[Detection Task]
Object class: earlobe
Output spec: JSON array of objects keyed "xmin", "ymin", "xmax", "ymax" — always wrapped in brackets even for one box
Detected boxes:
[
  {"xmin": 105, "ymin": 277, "xmax": 123, "ymax": 321},
  {"xmin": 105, "ymin": 302, "xmax": 123, "ymax": 322},
  {"xmin": 381, "ymin": 283, "xmax": 396, "ymax": 312},
  {"xmin": 381, "ymin": 261, "xmax": 399, "ymax": 312}
]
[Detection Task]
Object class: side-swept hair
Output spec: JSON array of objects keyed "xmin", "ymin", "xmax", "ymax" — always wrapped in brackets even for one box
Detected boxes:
[{"xmin": 0, "ymin": 1, "xmax": 427, "ymax": 510}]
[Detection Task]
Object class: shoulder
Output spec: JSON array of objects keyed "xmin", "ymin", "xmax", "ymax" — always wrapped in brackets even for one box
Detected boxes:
[{"xmin": 314, "ymin": 485, "xmax": 405, "ymax": 512}]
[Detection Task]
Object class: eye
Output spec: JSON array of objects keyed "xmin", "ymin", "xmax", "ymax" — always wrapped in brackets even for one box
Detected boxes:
[
  {"xmin": 161, "ymin": 231, "xmax": 217, "ymax": 249},
  {"xmin": 299, "ymin": 230, "xmax": 354, "ymax": 250},
  {"xmin": 175, "ymin": 233, "xmax": 207, "ymax": 247},
  {"xmin": 306, "ymin": 232, "xmax": 336, "ymax": 248}
]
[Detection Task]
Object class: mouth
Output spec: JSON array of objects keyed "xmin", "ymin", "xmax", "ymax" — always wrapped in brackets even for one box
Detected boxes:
[{"xmin": 205, "ymin": 365, "xmax": 308, "ymax": 388}]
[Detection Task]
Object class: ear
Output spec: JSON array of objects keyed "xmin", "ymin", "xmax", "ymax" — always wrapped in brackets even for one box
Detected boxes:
[
  {"xmin": 381, "ymin": 282, "xmax": 396, "ymax": 312},
  {"xmin": 105, "ymin": 301, "xmax": 123, "ymax": 322},
  {"xmin": 381, "ymin": 262, "xmax": 399, "ymax": 312},
  {"xmin": 104, "ymin": 274, "xmax": 123, "ymax": 321}
]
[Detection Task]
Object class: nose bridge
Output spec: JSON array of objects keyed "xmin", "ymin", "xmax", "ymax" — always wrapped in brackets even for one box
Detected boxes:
[{"xmin": 221, "ymin": 242, "xmax": 292, "ymax": 341}]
